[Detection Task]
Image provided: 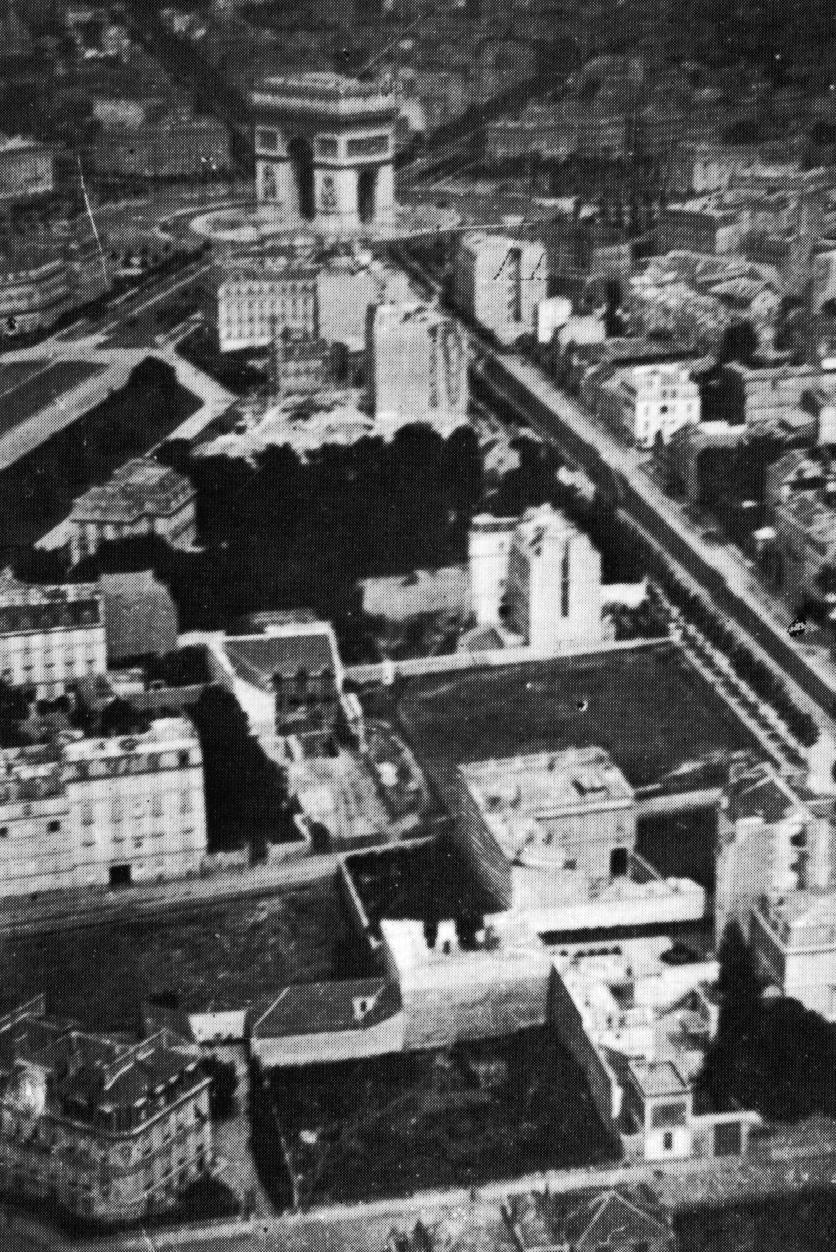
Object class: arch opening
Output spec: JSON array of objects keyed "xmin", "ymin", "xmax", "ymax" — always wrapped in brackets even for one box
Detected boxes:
[
  {"xmin": 357, "ymin": 166, "xmax": 378, "ymax": 225},
  {"xmin": 287, "ymin": 137, "xmax": 315, "ymax": 221}
]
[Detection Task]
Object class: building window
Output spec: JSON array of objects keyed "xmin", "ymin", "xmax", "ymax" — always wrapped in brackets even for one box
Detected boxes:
[
  {"xmin": 0, "ymin": 827, "xmax": 7, "ymax": 838},
  {"xmin": 610, "ymin": 847, "xmax": 629, "ymax": 877},
  {"xmin": 152, "ymin": 794, "xmax": 163, "ymax": 819},
  {"xmin": 662, "ymin": 1131, "xmax": 674, "ymax": 1151},
  {"xmin": 180, "ymin": 790, "xmax": 192, "ymax": 815},
  {"xmin": 179, "ymin": 750, "xmax": 190, "ymax": 768},
  {"xmin": 47, "ymin": 820, "xmax": 60, "ymax": 834},
  {"xmin": 80, "ymin": 803, "xmax": 94, "ymax": 826}
]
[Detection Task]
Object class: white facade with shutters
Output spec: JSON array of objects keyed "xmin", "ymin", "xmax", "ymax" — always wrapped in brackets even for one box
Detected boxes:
[{"xmin": 0, "ymin": 718, "xmax": 206, "ymax": 897}]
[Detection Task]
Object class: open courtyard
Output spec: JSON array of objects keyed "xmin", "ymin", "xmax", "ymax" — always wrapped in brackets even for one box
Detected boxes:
[
  {"xmin": 265, "ymin": 1025, "xmax": 620, "ymax": 1206},
  {"xmin": 395, "ymin": 643, "xmax": 756, "ymax": 799},
  {"xmin": 0, "ymin": 876, "xmax": 374, "ymax": 1033}
]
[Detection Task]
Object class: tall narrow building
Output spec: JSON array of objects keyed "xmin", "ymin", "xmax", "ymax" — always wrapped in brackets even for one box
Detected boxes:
[{"xmin": 367, "ymin": 300, "xmax": 469, "ymax": 434}]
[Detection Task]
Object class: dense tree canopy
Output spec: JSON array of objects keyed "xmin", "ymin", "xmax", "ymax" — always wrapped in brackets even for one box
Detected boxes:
[{"xmin": 189, "ymin": 685, "xmax": 293, "ymax": 854}]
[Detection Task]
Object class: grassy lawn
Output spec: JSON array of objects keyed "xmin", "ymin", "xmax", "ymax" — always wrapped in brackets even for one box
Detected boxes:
[
  {"xmin": 0, "ymin": 877, "xmax": 368, "ymax": 1033},
  {"xmin": 0, "ymin": 360, "xmax": 104, "ymax": 440},
  {"xmin": 397, "ymin": 644, "xmax": 756, "ymax": 793},
  {"xmin": 678, "ymin": 1191, "xmax": 836, "ymax": 1252},
  {"xmin": 266, "ymin": 1026, "xmax": 619, "ymax": 1205}
]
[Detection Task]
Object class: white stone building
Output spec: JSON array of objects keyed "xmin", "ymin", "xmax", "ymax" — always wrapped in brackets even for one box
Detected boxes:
[
  {"xmin": 751, "ymin": 890, "xmax": 836, "ymax": 1020},
  {"xmin": 0, "ymin": 254, "xmax": 68, "ymax": 336},
  {"xmin": 0, "ymin": 717, "xmax": 206, "ymax": 897},
  {"xmin": 715, "ymin": 759, "xmax": 835, "ymax": 945},
  {"xmin": 216, "ymin": 251, "xmax": 319, "ymax": 353},
  {"xmin": 0, "ymin": 136, "xmax": 53, "ymax": 202},
  {"xmin": 455, "ymin": 746, "xmax": 705, "ymax": 936},
  {"xmin": 0, "ymin": 571, "xmax": 106, "ymax": 698},
  {"xmin": 68, "ymin": 459, "xmax": 196, "ymax": 566},
  {"xmin": 468, "ymin": 505, "xmax": 603, "ymax": 652},
  {"xmin": 216, "ymin": 246, "xmax": 411, "ymax": 355},
  {"xmin": 599, "ymin": 362, "xmax": 701, "ymax": 449},
  {"xmin": 452, "ymin": 232, "xmax": 547, "ymax": 346},
  {"xmin": 250, "ymin": 73, "xmax": 397, "ymax": 230},
  {"xmin": 367, "ymin": 301, "xmax": 469, "ymax": 434},
  {"xmin": 379, "ymin": 913, "xmax": 551, "ymax": 1052}
]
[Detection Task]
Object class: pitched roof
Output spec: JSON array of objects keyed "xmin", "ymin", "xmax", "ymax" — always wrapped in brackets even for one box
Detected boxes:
[
  {"xmin": 563, "ymin": 1189, "xmax": 670, "ymax": 1252},
  {"xmin": 99, "ymin": 570, "xmax": 178, "ymax": 661},
  {"xmin": 627, "ymin": 1059, "xmax": 690, "ymax": 1100},
  {"xmin": 224, "ymin": 631, "xmax": 337, "ymax": 694},
  {"xmin": 724, "ymin": 764, "xmax": 802, "ymax": 826},
  {"xmin": 250, "ymin": 978, "xmax": 399, "ymax": 1038}
]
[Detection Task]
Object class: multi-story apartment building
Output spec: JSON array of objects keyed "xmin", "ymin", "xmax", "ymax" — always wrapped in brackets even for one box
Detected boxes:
[
  {"xmin": 721, "ymin": 361, "xmax": 833, "ymax": 428},
  {"xmin": 216, "ymin": 251, "xmax": 319, "ymax": 353},
  {"xmin": 506, "ymin": 504, "xmax": 603, "ymax": 652},
  {"xmin": 596, "ymin": 362, "xmax": 701, "ymax": 449},
  {"xmin": 216, "ymin": 247, "xmax": 412, "ymax": 355},
  {"xmin": 274, "ymin": 331, "xmax": 333, "ymax": 396},
  {"xmin": 715, "ymin": 759, "xmax": 835, "ymax": 944},
  {"xmin": 657, "ymin": 199, "xmax": 742, "ymax": 255},
  {"xmin": 0, "ymin": 996, "xmax": 212, "ymax": 1223},
  {"xmin": 90, "ymin": 117, "xmax": 231, "ymax": 182},
  {"xmin": 0, "ymin": 571, "xmax": 106, "ymax": 698},
  {"xmin": 0, "ymin": 224, "xmax": 111, "ymax": 338},
  {"xmin": 0, "ymin": 717, "xmax": 207, "ymax": 896},
  {"xmin": 0, "ymin": 253, "xmax": 68, "ymax": 336},
  {"xmin": 367, "ymin": 301, "xmax": 469, "ymax": 434},
  {"xmin": 0, "ymin": 136, "xmax": 53, "ymax": 202},
  {"xmin": 771, "ymin": 488, "xmax": 836, "ymax": 605},
  {"xmin": 751, "ymin": 890, "xmax": 836, "ymax": 1020},
  {"xmin": 68, "ymin": 459, "xmax": 196, "ymax": 566},
  {"xmin": 452, "ymin": 232, "xmax": 547, "ymax": 347},
  {"xmin": 63, "ymin": 229, "xmax": 111, "ymax": 308},
  {"xmin": 467, "ymin": 504, "xmax": 603, "ymax": 652}
]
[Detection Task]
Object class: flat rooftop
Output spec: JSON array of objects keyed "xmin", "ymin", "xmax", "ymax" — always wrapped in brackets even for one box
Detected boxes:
[{"xmin": 461, "ymin": 746, "xmax": 634, "ymax": 818}]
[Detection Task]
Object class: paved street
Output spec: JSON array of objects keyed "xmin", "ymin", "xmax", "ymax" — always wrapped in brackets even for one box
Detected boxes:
[{"xmin": 476, "ymin": 348, "xmax": 836, "ymax": 739}]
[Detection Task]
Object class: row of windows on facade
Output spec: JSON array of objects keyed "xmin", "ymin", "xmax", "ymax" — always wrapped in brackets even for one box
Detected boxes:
[
  {"xmin": 0, "ymin": 807, "xmax": 196, "ymax": 839},
  {"xmin": 2, "ymin": 1100, "xmax": 206, "ymax": 1145},
  {"xmin": 0, "ymin": 609, "xmax": 99, "ymax": 632},
  {"xmin": 0, "ymin": 785, "xmax": 196, "ymax": 829},
  {"xmin": 0, "ymin": 1154, "xmax": 207, "ymax": 1205},
  {"xmin": 223, "ymin": 307, "xmax": 312, "ymax": 326},
  {"xmin": 2, "ymin": 658, "xmax": 99, "ymax": 680}
]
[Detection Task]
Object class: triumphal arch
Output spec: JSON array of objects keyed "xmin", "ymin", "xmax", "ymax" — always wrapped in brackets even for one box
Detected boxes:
[{"xmin": 250, "ymin": 73, "xmax": 398, "ymax": 232}]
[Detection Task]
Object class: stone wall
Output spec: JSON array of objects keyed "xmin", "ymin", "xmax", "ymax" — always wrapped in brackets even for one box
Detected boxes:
[{"xmin": 548, "ymin": 969, "xmax": 622, "ymax": 1132}]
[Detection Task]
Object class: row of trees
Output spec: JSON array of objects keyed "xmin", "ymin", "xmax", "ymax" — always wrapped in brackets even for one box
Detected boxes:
[
  {"xmin": 657, "ymin": 566, "xmax": 819, "ymax": 749},
  {"xmin": 74, "ymin": 425, "xmax": 484, "ymax": 645},
  {"xmin": 188, "ymin": 685, "xmax": 297, "ymax": 856}
]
